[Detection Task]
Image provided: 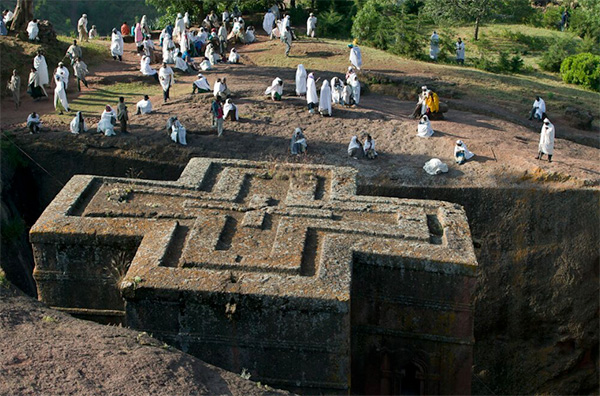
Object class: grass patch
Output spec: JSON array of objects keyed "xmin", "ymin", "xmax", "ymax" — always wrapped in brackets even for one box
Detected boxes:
[{"xmin": 42, "ymin": 315, "xmax": 59, "ymax": 323}]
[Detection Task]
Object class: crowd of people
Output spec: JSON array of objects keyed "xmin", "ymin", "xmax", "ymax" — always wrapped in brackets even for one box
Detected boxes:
[{"xmin": 4, "ymin": 6, "xmax": 558, "ymax": 167}]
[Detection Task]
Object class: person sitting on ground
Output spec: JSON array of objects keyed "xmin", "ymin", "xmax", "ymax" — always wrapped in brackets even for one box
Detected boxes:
[
  {"xmin": 205, "ymin": 42, "xmax": 220, "ymax": 66},
  {"xmin": 69, "ymin": 111, "xmax": 87, "ymax": 134},
  {"xmin": 223, "ymin": 98, "xmax": 239, "ymax": 121},
  {"xmin": 265, "ymin": 77, "xmax": 283, "ymax": 101},
  {"xmin": 140, "ymin": 55, "xmax": 159, "ymax": 81},
  {"xmin": 213, "ymin": 77, "xmax": 230, "ymax": 101},
  {"xmin": 363, "ymin": 133, "xmax": 377, "ymax": 159},
  {"xmin": 66, "ymin": 40, "xmax": 83, "ymax": 65},
  {"xmin": 318, "ymin": 80, "xmax": 332, "ymax": 117},
  {"xmin": 228, "ymin": 48, "xmax": 240, "ymax": 63},
  {"xmin": 142, "ymin": 35, "xmax": 155, "ymax": 61},
  {"xmin": 348, "ymin": 136, "xmax": 362, "ymax": 159},
  {"xmin": 166, "ymin": 116, "xmax": 187, "ymax": 145},
  {"xmin": 412, "ymin": 86, "xmax": 429, "ymax": 118},
  {"xmin": 192, "ymin": 73, "xmax": 211, "ymax": 94},
  {"xmin": 199, "ymin": 56, "xmax": 212, "ymax": 71},
  {"xmin": 536, "ymin": 118, "xmax": 555, "ymax": 162},
  {"xmin": 120, "ymin": 21, "xmax": 130, "ymax": 36},
  {"xmin": 245, "ymin": 26, "xmax": 256, "ymax": 43},
  {"xmin": 331, "ymin": 77, "xmax": 343, "ymax": 105},
  {"xmin": 529, "ymin": 96, "xmax": 546, "ymax": 121},
  {"xmin": 454, "ymin": 139, "xmax": 475, "ymax": 165},
  {"xmin": 97, "ymin": 105, "xmax": 117, "ymax": 136},
  {"xmin": 136, "ymin": 95, "xmax": 152, "ymax": 114},
  {"xmin": 417, "ymin": 115, "xmax": 434, "ymax": 137},
  {"xmin": 27, "ymin": 112, "xmax": 42, "ymax": 134},
  {"xmin": 290, "ymin": 127, "xmax": 307, "ymax": 155},
  {"xmin": 89, "ymin": 25, "xmax": 98, "ymax": 40},
  {"xmin": 27, "ymin": 19, "xmax": 39, "ymax": 41},
  {"xmin": 174, "ymin": 51, "xmax": 190, "ymax": 73},
  {"xmin": 73, "ymin": 58, "xmax": 89, "ymax": 92}
]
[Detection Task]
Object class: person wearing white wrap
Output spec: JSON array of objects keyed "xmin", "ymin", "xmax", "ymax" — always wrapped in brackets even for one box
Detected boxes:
[
  {"xmin": 70, "ymin": 111, "xmax": 87, "ymax": 134},
  {"xmin": 306, "ymin": 73, "xmax": 318, "ymax": 114},
  {"xmin": 363, "ymin": 134, "xmax": 377, "ymax": 159},
  {"xmin": 54, "ymin": 62, "xmax": 70, "ymax": 90},
  {"xmin": 529, "ymin": 96, "xmax": 546, "ymax": 121},
  {"xmin": 158, "ymin": 63, "xmax": 174, "ymax": 102},
  {"xmin": 223, "ymin": 98, "xmax": 239, "ymax": 121},
  {"xmin": 192, "ymin": 73, "xmax": 211, "ymax": 93},
  {"xmin": 53, "ymin": 74, "xmax": 69, "ymax": 114},
  {"xmin": 348, "ymin": 136, "xmax": 362, "ymax": 159},
  {"xmin": 430, "ymin": 31, "xmax": 440, "ymax": 60},
  {"xmin": 307, "ymin": 13, "xmax": 317, "ymax": 37},
  {"xmin": 347, "ymin": 72, "xmax": 360, "ymax": 105},
  {"xmin": 263, "ymin": 9, "xmax": 276, "ymax": 36},
  {"xmin": 265, "ymin": 77, "xmax": 283, "ymax": 101},
  {"xmin": 136, "ymin": 95, "xmax": 153, "ymax": 114},
  {"xmin": 318, "ymin": 80, "xmax": 332, "ymax": 117},
  {"xmin": 349, "ymin": 43, "xmax": 362, "ymax": 70},
  {"xmin": 295, "ymin": 64, "xmax": 307, "ymax": 96},
  {"xmin": 454, "ymin": 140, "xmax": 475, "ymax": 165},
  {"xmin": 290, "ymin": 127, "xmax": 307, "ymax": 155},
  {"xmin": 417, "ymin": 115, "xmax": 434, "ymax": 137},
  {"xmin": 27, "ymin": 19, "xmax": 39, "ymax": 41},
  {"xmin": 228, "ymin": 48, "xmax": 240, "ymax": 63},
  {"xmin": 33, "ymin": 51, "xmax": 49, "ymax": 86},
  {"xmin": 111, "ymin": 28, "xmax": 124, "ymax": 61},
  {"xmin": 97, "ymin": 105, "xmax": 117, "ymax": 136},
  {"xmin": 331, "ymin": 77, "xmax": 344, "ymax": 105},
  {"xmin": 166, "ymin": 116, "xmax": 187, "ymax": 145},
  {"xmin": 536, "ymin": 118, "xmax": 555, "ymax": 162},
  {"xmin": 77, "ymin": 14, "xmax": 88, "ymax": 42},
  {"xmin": 140, "ymin": 55, "xmax": 158, "ymax": 81}
]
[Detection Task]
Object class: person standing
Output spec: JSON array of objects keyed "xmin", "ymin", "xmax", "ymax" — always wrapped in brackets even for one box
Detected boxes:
[
  {"xmin": 536, "ymin": 118, "xmax": 555, "ymax": 162},
  {"xmin": 33, "ymin": 50, "xmax": 49, "ymax": 87},
  {"xmin": 211, "ymin": 97, "xmax": 224, "ymax": 137},
  {"xmin": 27, "ymin": 19, "xmax": 39, "ymax": 41},
  {"xmin": 66, "ymin": 40, "xmax": 83, "ymax": 65},
  {"xmin": 73, "ymin": 58, "xmax": 89, "ymax": 91},
  {"xmin": 283, "ymin": 26, "xmax": 292, "ymax": 57},
  {"xmin": 430, "ymin": 31, "xmax": 440, "ymax": 60},
  {"xmin": 111, "ymin": 28, "xmax": 124, "ymax": 61},
  {"xmin": 54, "ymin": 62, "xmax": 70, "ymax": 90},
  {"xmin": 77, "ymin": 14, "xmax": 88, "ymax": 42},
  {"xmin": 7, "ymin": 69, "xmax": 20, "ymax": 109},
  {"xmin": 159, "ymin": 63, "xmax": 174, "ymax": 103},
  {"xmin": 218, "ymin": 23, "xmax": 227, "ymax": 55},
  {"xmin": 53, "ymin": 73, "xmax": 70, "ymax": 114},
  {"xmin": 349, "ymin": 43, "xmax": 362, "ymax": 70},
  {"xmin": 456, "ymin": 37, "xmax": 465, "ymax": 65},
  {"xmin": 27, "ymin": 67, "xmax": 46, "ymax": 100},
  {"xmin": 263, "ymin": 9, "xmax": 275, "ymax": 36},
  {"xmin": 116, "ymin": 96, "xmax": 129, "ymax": 133},
  {"xmin": 295, "ymin": 64, "xmax": 307, "ymax": 96},
  {"xmin": 306, "ymin": 72, "xmax": 319, "ymax": 114},
  {"xmin": 306, "ymin": 13, "xmax": 317, "ymax": 38}
]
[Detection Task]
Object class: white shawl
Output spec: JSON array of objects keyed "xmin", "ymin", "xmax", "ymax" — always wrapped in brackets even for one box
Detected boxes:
[
  {"xmin": 306, "ymin": 73, "xmax": 318, "ymax": 104},
  {"xmin": 318, "ymin": 80, "xmax": 332, "ymax": 116},
  {"xmin": 295, "ymin": 64, "xmax": 307, "ymax": 95}
]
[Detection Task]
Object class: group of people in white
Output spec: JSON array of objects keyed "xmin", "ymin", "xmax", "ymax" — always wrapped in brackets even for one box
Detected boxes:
[
  {"xmin": 11, "ymin": 7, "xmax": 557, "ymax": 168},
  {"xmin": 429, "ymin": 31, "xmax": 466, "ymax": 64}
]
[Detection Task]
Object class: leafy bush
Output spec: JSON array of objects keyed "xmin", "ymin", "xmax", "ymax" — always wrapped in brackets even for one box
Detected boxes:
[
  {"xmin": 577, "ymin": 35, "xmax": 600, "ymax": 56},
  {"xmin": 538, "ymin": 35, "xmax": 577, "ymax": 72},
  {"xmin": 497, "ymin": 0, "xmax": 537, "ymax": 23},
  {"xmin": 560, "ymin": 52, "xmax": 600, "ymax": 91},
  {"xmin": 316, "ymin": 6, "xmax": 345, "ymax": 38},
  {"xmin": 568, "ymin": 0, "xmax": 600, "ymax": 41},
  {"xmin": 541, "ymin": 6, "xmax": 563, "ymax": 30}
]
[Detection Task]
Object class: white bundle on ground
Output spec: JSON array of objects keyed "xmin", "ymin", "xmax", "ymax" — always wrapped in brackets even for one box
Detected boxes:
[{"xmin": 423, "ymin": 158, "xmax": 448, "ymax": 175}]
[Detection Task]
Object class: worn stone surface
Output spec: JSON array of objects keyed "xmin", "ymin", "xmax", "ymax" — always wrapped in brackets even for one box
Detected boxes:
[{"xmin": 31, "ymin": 158, "xmax": 478, "ymax": 394}]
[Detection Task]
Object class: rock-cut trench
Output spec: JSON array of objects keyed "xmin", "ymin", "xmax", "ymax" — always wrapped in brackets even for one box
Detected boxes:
[{"xmin": 1, "ymin": 147, "xmax": 598, "ymax": 395}]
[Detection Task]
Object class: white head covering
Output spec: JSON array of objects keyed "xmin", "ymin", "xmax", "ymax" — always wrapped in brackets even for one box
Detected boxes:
[
  {"xmin": 295, "ymin": 64, "xmax": 307, "ymax": 95},
  {"xmin": 318, "ymin": 80, "xmax": 332, "ymax": 116},
  {"xmin": 306, "ymin": 73, "xmax": 318, "ymax": 104}
]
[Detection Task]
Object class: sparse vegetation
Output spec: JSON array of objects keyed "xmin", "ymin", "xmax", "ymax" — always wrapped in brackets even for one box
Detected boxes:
[{"xmin": 42, "ymin": 315, "xmax": 58, "ymax": 323}]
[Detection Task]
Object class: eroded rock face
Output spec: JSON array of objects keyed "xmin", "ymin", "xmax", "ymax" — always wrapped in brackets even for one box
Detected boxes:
[
  {"xmin": 30, "ymin": 158, "xmax": 478, "ymax": 394},
  {"xmin": 564, "ymin": 106, "xmax": 594, "ymax": 130}
]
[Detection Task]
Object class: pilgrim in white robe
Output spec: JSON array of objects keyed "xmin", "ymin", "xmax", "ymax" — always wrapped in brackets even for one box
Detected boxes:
[
  {"xmin": 223, "ymin": 99, "xmax": 239, "ymax": 121},
  {"xmin": 417, "ymin": 115, "xmax": 434, "ymax": 137},
  {"xmin": 318, "ymin": 80, "xmax": 332, "ymax": 117},
  {"xmin": 55, "ymin": 65, "xmax": 70, "ymax": 90},
  {"xmin": 136, "ymin": 98, "xmax": 153, "ymax": 114},
  {"xmin": 53, "ymin": 75, "xmax": 69, "ymax": 112},
  {"xmin": 290, "ymin": 128, "xmax": 307, "ymax": 155},
  {"xmin": 140, "ymin": 56, "xmax": 157, "ymax": 76},
  {"xmin": 193, "ymin": 74, "xmax": 211, "ymax": 92},
  {"xmin": 342, "ymin": 84, "xmax": 353, "ymax": 106},
  {"xmin": 265, "ymin": 77, "xmax": 283, "ymax": 100},
  {"xmin": 245, "ymin": 27, "xmax": 256, "ymax": 43},
  {"xmin": 34, "ymin": 54, "xmax": 49, "ymax": 86},
  {"xmin": 430, "ymin": 32, "xmax": 440, "ymax": 60},
  {"xmin": 174, "ymin": 13, "xmax": 185, "ymax": 41},
  {"xmin": 170, "ymin": 120, "xmax": 187, "ymax": 145},
  {"xmin": 97, "ymin": 107, "xmax": 117, "ymax": 136},
  {"xmin": 348, "ymin": 73, "xmax": 360, "ymax": 105},
  {"xmin": 363, "ymin": 136, "xmax": 377, "ymax": 159},
  {"xmin": 159, "ymin": 66, "xmax": 174, "ymax": 93},
  {"xmin": 263, "ymin": 12, "xmax": 275, "ymax": 35},
  {"xmin": 27, "ymin": 20, "xmax": 39, "ymax": 40},
  {"xmin": 349, "ymin": 45, "xmax": 362, "ymax": 70},
  {"xmin": 205, "ymin": 44, "xmax": 219, "ymax": 65},
  {"xmin": 183, "ymin": 12, "xmax": 190, "ymax": 28},
  {"xmin": 111, "ymin": 30, "xmax": 124, "ymax": 58},
  {"xmin": 307, "ymin": 15, "xmax": 317, "ymax": 37},
  {"xmin": 175, "ymin": 54, "xmax": 189, "ymax": 72},
  {"xmin": 532, "ymin": 97, "xmax": 546, "ymax": 120},
  {"xmin": 306, "ymin": 73, "xmax": 319, "ymax": 112},
  {"xmin": 538, "ymin": 120, "xmax": 555, "ymax": 156},
  {"xmin": 331, "ymin": 77, "xmax": 344, "ymax": 104},
  {"xmin": 295, "ymin": 64, "xmax": 307, "ymax": 96},
  {"xmin": 348, "ymin": 136, "xmax": 362, "ymax": 158},
  {"xmin": 200, "ymin": 59, "xmax": 212, "ymax": 70},
  {"xmin": 228, "ymin": 49, "xmax": 239, "ymax": 63},
  {"xmin": 69, "ymin": 112, "xmax": 87, "ymax": 134},
  {"xmin": 454, "ymin": 140, "xmax": 475, "ymax": 164}
]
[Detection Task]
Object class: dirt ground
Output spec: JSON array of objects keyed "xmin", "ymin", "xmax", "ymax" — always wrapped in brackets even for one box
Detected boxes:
[
  {"xmin": 1, "ymin": 35, "xmax": 599, "ymax": 190},
  {"xmin": 0, "ymin": 282, "xmax": 289, "ymax": 396}
]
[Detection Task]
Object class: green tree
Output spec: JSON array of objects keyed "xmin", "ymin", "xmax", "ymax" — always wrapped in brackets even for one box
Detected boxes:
[{"xmin": 423, "ymin": 0, "xmax": 497, "ymax": 40}]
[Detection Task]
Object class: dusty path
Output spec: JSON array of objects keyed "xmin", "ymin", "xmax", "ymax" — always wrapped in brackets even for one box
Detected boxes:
[{"xmin": 2, "ymin": 34, "xmax": 599, "ymax": 189}]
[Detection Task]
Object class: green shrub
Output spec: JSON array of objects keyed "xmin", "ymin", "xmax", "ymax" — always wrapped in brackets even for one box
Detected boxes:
[
  {"xmin": 577, "ymin": 35, "xmax": 600, "ymax": 56},
  {"xmin": 542, "ymin": 6, "xmax": 563, "ymax": 30},
  {"xmin": 560, "ymin": 52, "xmax": 600, "ymax": 91},
  {"xmin": 568, "ymin": 0, "xmax": 600, "ymax": 41},
  {"xmin": 437, "ymin": 29, "xmax": 457, "ymax": 62},
  {"xmin": 538, "ymin": 35, "xmax": 577, "ymax": 72},
  {"xmin": 316, "ymin": 6, "xmax": 345, "ymax": 38}
]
